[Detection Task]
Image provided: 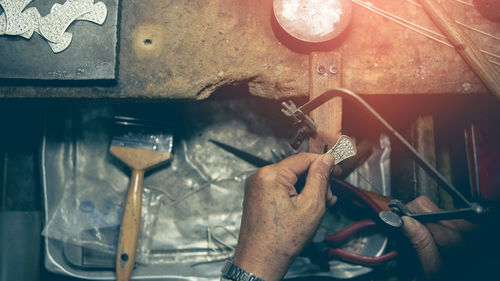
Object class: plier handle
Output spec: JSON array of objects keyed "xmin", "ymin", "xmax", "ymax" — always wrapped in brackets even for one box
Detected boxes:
[
  {"xmin": 309, "ymin": 178, "xmax": 399, "ymax": 267},
  {"xmin": 324, "ymin": 219, "xmax": 398, "ymax": 265},
  {"xmin": 210, "ymin": 139, "xmax": 400, "ymax": 266}
]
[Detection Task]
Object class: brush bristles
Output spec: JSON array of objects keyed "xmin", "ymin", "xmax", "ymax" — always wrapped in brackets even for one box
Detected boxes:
[{"xmin": 111, "ymin": 116, "xmax": 174, "ymax": 152}]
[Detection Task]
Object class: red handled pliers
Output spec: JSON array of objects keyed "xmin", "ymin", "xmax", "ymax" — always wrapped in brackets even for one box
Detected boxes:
[
  {"xmin": 210, "ymin": 139, "xmax": 399, "ymax": 267},
  {"xmin": 302, "ymin": 178, "xmax": 398, "ymax": 269}
]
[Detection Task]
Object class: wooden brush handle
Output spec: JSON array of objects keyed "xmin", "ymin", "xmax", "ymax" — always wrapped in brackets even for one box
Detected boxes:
[
  {"xmin": 308, "ymin": 52, "xmax": 342, "ymax": 153},
  {"xmin": 417, "ymin": 0, "xmax": 500, "ymax": 100},
  {"xmin": 116, "ymin": 169, "xmax": 144, "ymax": 281}
]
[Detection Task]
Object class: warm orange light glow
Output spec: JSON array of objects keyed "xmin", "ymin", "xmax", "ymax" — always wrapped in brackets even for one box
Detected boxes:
[{"xmin": 282, "ymin": 0, "xmax": 344, "ymax": 37}]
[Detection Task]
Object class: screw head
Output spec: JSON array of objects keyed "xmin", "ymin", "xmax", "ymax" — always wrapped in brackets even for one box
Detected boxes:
[
  {"xmin": 329, "ymin": 65, "xmax": 338, "ymax": 75},
  {"xmin": 316, "ymin": 65, "xmax": 326, "ymax": 74}
]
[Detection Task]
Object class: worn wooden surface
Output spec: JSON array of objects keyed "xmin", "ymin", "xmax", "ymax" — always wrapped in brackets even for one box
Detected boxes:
[
  {"xmin": 1, "ymin": 0, "xmax": 499, "ymax": 99},
  {"xmin": 417, "ymin": 0, "xmax": 500, "ymax": 100},
  {"xmin": 308, "ymin": 52, "xmax": 342, "ymax": 153}
]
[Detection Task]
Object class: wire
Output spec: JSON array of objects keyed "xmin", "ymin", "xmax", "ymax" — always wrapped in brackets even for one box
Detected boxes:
[
  {"xmin": 352, "ymin": 0, "xmax": 500, "ymax": 66},
  {"xmin": 210, "ymin": 225, "xmax": 238, "ymax": 252},
  {"xmin": 352, "ymin": 0, "xmax": 454, "ymax": 47},
  {"xmin": 355, "ymin": 170, "xmax": 385, "ymax": 196},
  {"xmin": 367, "ymin": 1, "xmax": 445, "ymax": 38},
  {"xmin": 190, "ymin": 225, "xmax": 237, "ymax": 267},
  {"xmin": 404, "ymin": 0, "xmax": 500, "ymax": 41},
  {"xmin": 453, "ymin": 0, "xmax": 474, "ymax": 7},
  {"xmin": 456, "ymin": 20, "xmax": 500, "ymax": 42}
]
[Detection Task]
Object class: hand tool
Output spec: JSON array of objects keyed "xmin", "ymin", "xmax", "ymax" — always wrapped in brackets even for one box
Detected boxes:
[
  {"xmin": 305, "ymin": 177, "xmax": 401, "ymax": 267},
  {"xmin": 213, "ymin": 87, "xmax": 490, "ymax": 236},
  {"xmin": 281, "ymin": 87, "xmax": 488, "ymax": 227},
  {"xmin": 211, "ymin": 135, "xmax": 356, "ymax": 167},
  {"xmin": 110, "ymin": 116, "xmax": 174, "ymax": 281},
  {"xmin": 210, "ymin": 134, "xmax": 356, "ymax": 196},
  {"xmin": 209, "ymin": 139, "xmax": 273, "ymax": 168},
  {"xmin": 210, "ymin": 139, "xmax": 399, "ymax": 266},
  {"xmin": 211, "ymin": 86, "xmax": 492, "ymax": 266}
]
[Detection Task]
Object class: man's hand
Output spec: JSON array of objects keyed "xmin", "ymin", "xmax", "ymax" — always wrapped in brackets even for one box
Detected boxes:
[
  {"xmin": 233, "ymin": 153, "xmax": 336, "ymax": 281},
  {"xmin": 401, "ymin": 196, "xmax": 477, "ymax": 279}
]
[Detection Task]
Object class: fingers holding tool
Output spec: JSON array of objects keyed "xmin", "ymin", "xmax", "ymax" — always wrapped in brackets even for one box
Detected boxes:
[
  {"xmin": 234, "ymin": 152, "xmax": 336, "ymax": 281},
  {"xmin": 401, "ymin": 215, "xmax": 443, "ymax": 279}
]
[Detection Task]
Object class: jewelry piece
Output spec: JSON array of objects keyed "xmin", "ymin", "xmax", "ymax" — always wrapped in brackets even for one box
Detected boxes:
[
  {"xmin": 0, "ymin": 0, "xmax": 108, "ymax": 54},
  {"xmin": 39, "ymin": 0, "xmax": 93, "ymax": 43},
  {"xmin": 326, "ymin": 135, "xmax": 356, "ymax": 165},
  {"xmin": 48, "ymin": 32, "xmax": 73, "ymax": 53},
  {"xmin": 0, "ymin": 13, "xmax": 6, "ymax": 35},
  {"xmin": 51, "ymin": 1, "xmax": 107, "ymax": 25},
  {"xmin": 0, "ymin": 0, "xmax": 32, "ymax": 35},
  {"xmin": 19, "ymin": 7, "xmax": 40, "ymax": 39}
]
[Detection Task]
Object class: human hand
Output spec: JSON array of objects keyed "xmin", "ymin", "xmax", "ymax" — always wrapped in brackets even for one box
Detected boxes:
[
  {"xmin": 232, "ymin": 153, "xmax": 337, "ymax": 281},
  {"xmin": 401, "ymin": 196, "xmax": 477, "ymax": 279}
]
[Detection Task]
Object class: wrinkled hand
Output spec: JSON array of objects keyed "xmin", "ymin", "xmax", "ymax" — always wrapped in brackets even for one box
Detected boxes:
[
  {"xmin": 233, "ymin": 153, "xmax": 337, "ymax": 281},
  {"xmin": 401, "ymin": 196, "xmax": 477, "ymax": 279}
]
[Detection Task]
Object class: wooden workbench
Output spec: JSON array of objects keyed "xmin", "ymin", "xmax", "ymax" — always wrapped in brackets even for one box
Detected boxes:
[{"xmin": 0, "ymin": 0, "xmax": 499, "ymax": 99}]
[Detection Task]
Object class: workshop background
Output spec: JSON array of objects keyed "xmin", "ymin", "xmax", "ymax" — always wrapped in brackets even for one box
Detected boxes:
[{"xmin": 1, "ymin": 0, "xmax": 500, "ymax": 280}]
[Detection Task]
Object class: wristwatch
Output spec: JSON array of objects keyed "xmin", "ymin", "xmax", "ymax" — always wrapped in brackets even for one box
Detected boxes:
[{"xmin": 220, "ymin": 260, "xmax": 266, "ymax": 281}]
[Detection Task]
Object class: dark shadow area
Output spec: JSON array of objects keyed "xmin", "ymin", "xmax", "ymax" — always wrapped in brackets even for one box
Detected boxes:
[{"xmin": 0, "ymin": 78, "xmax": 118, "ymax": 87}]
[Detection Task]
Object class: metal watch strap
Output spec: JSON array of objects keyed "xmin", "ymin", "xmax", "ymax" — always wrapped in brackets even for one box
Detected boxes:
[{"xmin": 221, "ymin": 260, "xmax": 266, "ymax": 281}]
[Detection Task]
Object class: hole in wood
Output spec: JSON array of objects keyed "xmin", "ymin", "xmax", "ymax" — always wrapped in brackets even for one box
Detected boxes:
[{"xmin": 121, "ymin": 254, "xmax": 129, "ymax": 261}]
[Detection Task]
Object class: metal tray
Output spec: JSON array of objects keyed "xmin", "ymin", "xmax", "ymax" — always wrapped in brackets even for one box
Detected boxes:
[{"xmin": 41, "ymin": 99, "xmax": 390, "ymax": 280}]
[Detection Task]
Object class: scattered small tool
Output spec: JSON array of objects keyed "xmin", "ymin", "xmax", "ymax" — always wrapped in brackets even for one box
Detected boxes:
[
  {"xmin": 110, "ymin": 116, "xmax": 174, "ymax": 281},
  {"xmin": 304, "ymin": 177, "xmax": 400, "ymax": 267},
  {"xmin": 209, "ymin": 139, "xmax": 272, "ymax": 168},
  {"xmin": 383, "ymin": 199, "xmax": 485, "ymax": 225},
  {"xmin": 210, "ymin": 135, "xmax": 356, "ymax": 167}
]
